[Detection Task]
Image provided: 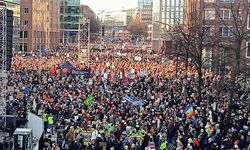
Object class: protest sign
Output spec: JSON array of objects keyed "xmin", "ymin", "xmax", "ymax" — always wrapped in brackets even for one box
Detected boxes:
[{"xmin": 7, "ymin": 86, "xmax": 15, "ymax": 93}]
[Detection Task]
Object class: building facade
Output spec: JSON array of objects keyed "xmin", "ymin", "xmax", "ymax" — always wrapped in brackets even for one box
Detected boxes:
[
  {"xmin": 124, "ymin": 9, "xmax": 138, "ymax": 26},
  {"xmin": 20, "ymin": 0, "xmax": 60, "ymax": 52},
  {"xmin": 137, "ymin": 0, "xmax": 152, "ymax": 9},
  {"xmin": 60, "ymin": 0, "xmax": 83, "ymax": 44},
  {"xmin": 48, "ymin": 0, "xmax": 60, "ymax": 51},
  {"xmin": 140, "ymin": 2, "xmax": 152, "ymax": 23},
  {"xmin": 185, "ymin": 0, "xmax": 250, "ymax": 74},
  {"xmin": 150, "ymin": 0, "xmax": 184, "ymax": 52},
  {"xmin": 82, "ymin": 5, "xmax": 99, "ymax": 34},
  {"xmin": 4, "ymin": 0, "xmax": 20, "ymax": 52},
  {"xmin": 161, "ymin": 0, "xmax": 184, "ymax": 26}
]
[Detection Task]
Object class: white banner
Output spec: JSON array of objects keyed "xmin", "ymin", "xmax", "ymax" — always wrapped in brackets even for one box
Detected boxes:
[
  {"xmin": 27, "ymin": 112, "xmax": 44, "ymax": 140},
  {"xmin": 134, "ymin": 56, "xmax": 142, "ymax": 61}
]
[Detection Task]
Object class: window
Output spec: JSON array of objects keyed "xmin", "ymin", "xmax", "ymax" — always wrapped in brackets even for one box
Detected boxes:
[
  {"xmin": 24, "ymin": 31, "xmax": 28, "ymax": 38},
  {"xmin": 22, "ymin": 8, "xmax": 28, "ymax": 13},
  {"xmin": 246, "ymin": 42, "xmax": 250, "ymax": 58},
  {"xmin": 235, "ymin": 9, "xmax": 243, "ymax": 20},
  {"xmin": 202, "ymin": 47, "xmax": 213, "ymax": 71},
  {"xmin": 248, "ymin": 15, "xmax": 250, "ymax": 29},
  {"xmin": 20, "ymin": 31, "xmax": 22, "ymax": 38},
  {"xmin": 20, "ymin": 43, "xmax": 28, "ymax": 52},
  {"xmin": 218, "ymin": 43, "xmax": 231, "ymax": 74},
  {"xmin": 204, "ymin": 26, "xmax": 214, "ymax": 36},
  {"xmin": 220, "ymin": 0, "xmax": 234, "ymax": 3},
  {"xmin": 20, "ymin": 31, "xmax": 28, "ymax": 38},
  {"xmin": 219, "ymin": 48, "xmax": 227, "ymax": 72},
  {"xmin": 220, "ymin": 9, "xmax": 231, "ymax": 20},
  {"xmin": 205, "ymin": 0, "xmax": 215, "ymax": 2},
  {"xmin": 24, "ymin": 20, "xmax": 28, "ymax": 26},
  {"xmin": 219, "ymin": 26, "xmax": 233, "ymax": 37},
  {"xmin": 205, "ymin": 9, "xmax": 215, "ymax": 20}
]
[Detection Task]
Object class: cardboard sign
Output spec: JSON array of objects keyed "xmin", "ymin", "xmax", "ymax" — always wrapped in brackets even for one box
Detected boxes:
[
  {"xmin": 83, "ymin": 131, "xmax": 92, "ymax": 143},
  {"xmin": 134, "ymin": 56, "xmax": 142, "ymax": 61},
  {"xmin": 7, "ymin": 86, "xmax": 15, "ymax": 93},
  {"xmin": 17, "ymin": 91, "xmax": 24, "ymax": 99},
  {"xmin": 43, "ymin": 76, "xmax": 47, "ymax": 83},
  {"xmin": 18, "ymin": 82, "xmax": 23, "ymax": 88}
]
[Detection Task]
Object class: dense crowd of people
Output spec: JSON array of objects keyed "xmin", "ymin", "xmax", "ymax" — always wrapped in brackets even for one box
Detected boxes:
[{"xmin": 5, "ymin": 49, "xmax": 250, "ymax": 150}]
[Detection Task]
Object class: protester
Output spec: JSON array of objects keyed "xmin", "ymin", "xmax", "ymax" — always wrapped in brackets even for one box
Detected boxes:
[{"xmin": 6, "ymin": 49, "xmax": 250, "ymax": 150}]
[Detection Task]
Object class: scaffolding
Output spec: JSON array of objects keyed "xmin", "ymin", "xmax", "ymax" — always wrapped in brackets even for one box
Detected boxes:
[
  {"xmin": 0, "ymin": 2, "xmax": 7, "ymax": 128},
  {"xmin": 78, "ymin": 18, "xmax": 90, "ymax": 63},
  {"xmin": 99, "ymin": 24, "xmax": 105, "ymax": 51}
]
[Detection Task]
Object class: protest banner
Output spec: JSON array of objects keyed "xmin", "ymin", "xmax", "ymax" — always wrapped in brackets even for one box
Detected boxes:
[
  {"xmin": 71, "ymin": 69, "xmax": 91, "ymax": 78},
  {"xmin": 43, "ymin": 76, "xmax": 47, "ymax": 83},
  {"xmin": 82, "ymin": 131, "xmax": 92, "ymax": 145}
]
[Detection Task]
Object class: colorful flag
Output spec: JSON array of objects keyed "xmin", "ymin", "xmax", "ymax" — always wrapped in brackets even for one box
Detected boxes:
[
  {"xmin": 39, "ymin": 47, "xmax": 48, "ymax": 57},
  {"xmin": 123, "ymin": 95, "xmax": 134, "ymax": 104},
  {"xmin": 138, "ymin": 100, "xmax": 143, "ymax": 112},
  {"xmin": 44, "ymin": 92, "xmax": 51, "ymax": 103},
  {"xmin": 110, "ymin": 64, "xmax": 115, "ymax": 70},
  {"xmin": 84, "ymin": 94, "xmax": 93, "ymax": 106},
  {"xmin": 50, "ymin": 65, "xmax": 57, "ymax": 77},
  {"xmin": 184, "ymin": 103, "xmax": 194, "ymax": 119},
  {"xmin": 117, "ymin": 69, "xmax": 122, "ymax": 79}
]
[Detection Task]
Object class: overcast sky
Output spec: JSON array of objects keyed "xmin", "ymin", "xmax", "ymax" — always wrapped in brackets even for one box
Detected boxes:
[{"xmin": 81, "ymin": 0, "xmax": 137, "ymax": 13}]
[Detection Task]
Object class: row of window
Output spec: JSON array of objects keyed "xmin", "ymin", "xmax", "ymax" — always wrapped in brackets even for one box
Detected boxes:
[
  {"xmin": 20, "ymin": 20, "xmax": 29, "ymax": 26},
  {"xmin": 201, "ymin": 44, "xmax": 250, "ymax": 68},
  {"xmin": 200, "ymin": 38, "xmax": 250, "ymax": 59},
  {"xmin": 205, "ymin": 0, "xmax": 235, "ymax": 3},
  {"xmin": 204, "ymin": 26, "xmax": 233, "ymax": 37},
  {"xmin": 201, "ymin": 44, "xmax": 250, "ymax": 70},
  {"xmin": 204, "ymin": 9, "xmax": 242, "ymax": 20},
  {"xmin": 20, "ymin": 31, "xmax": 28, "ymax": 38},
  {"xmin": 205, "ymin": 15, "xmax": 250, "ymax": 29}
]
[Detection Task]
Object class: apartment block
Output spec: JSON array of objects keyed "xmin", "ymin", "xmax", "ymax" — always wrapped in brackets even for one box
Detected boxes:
[
  {"xmin": 185, "ymin": 0, "xmax": 250, "ymax": 74},
  {"xmin": 20, "ymin": 0, "xmax": 60, "ymax": 52},
  {"xmin": 60, "ymin": 0, "xmax": 83, "ymax": 44},
  {"xmin": 151, "ymin": 0, "xmax": 184, "ymax": 52}
]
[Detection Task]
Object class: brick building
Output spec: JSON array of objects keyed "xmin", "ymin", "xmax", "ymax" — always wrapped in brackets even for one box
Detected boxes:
[
  {"xmin": 20, "ymin": 0, "xmax": 60, "ymax": 52},
  {"xmin": 185, "ymin": 0, "xmax": 250, "ymax": 74}
]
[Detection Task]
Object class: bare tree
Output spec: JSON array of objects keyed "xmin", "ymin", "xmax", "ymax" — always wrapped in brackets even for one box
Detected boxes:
[
  {"xmin": 215, "ymin": 0, "xmax": 250, "ymax": 131},
  {"xmin": 216, "ymin": 1, "xmax": 249, "ymax": 82},
  {"xmin": 169, "ymin": 3, "xmax": 218, "ymax": 102},
  {"xmin": 127, "ymin": 17, "xmax": 148, "ymax": 37}
]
